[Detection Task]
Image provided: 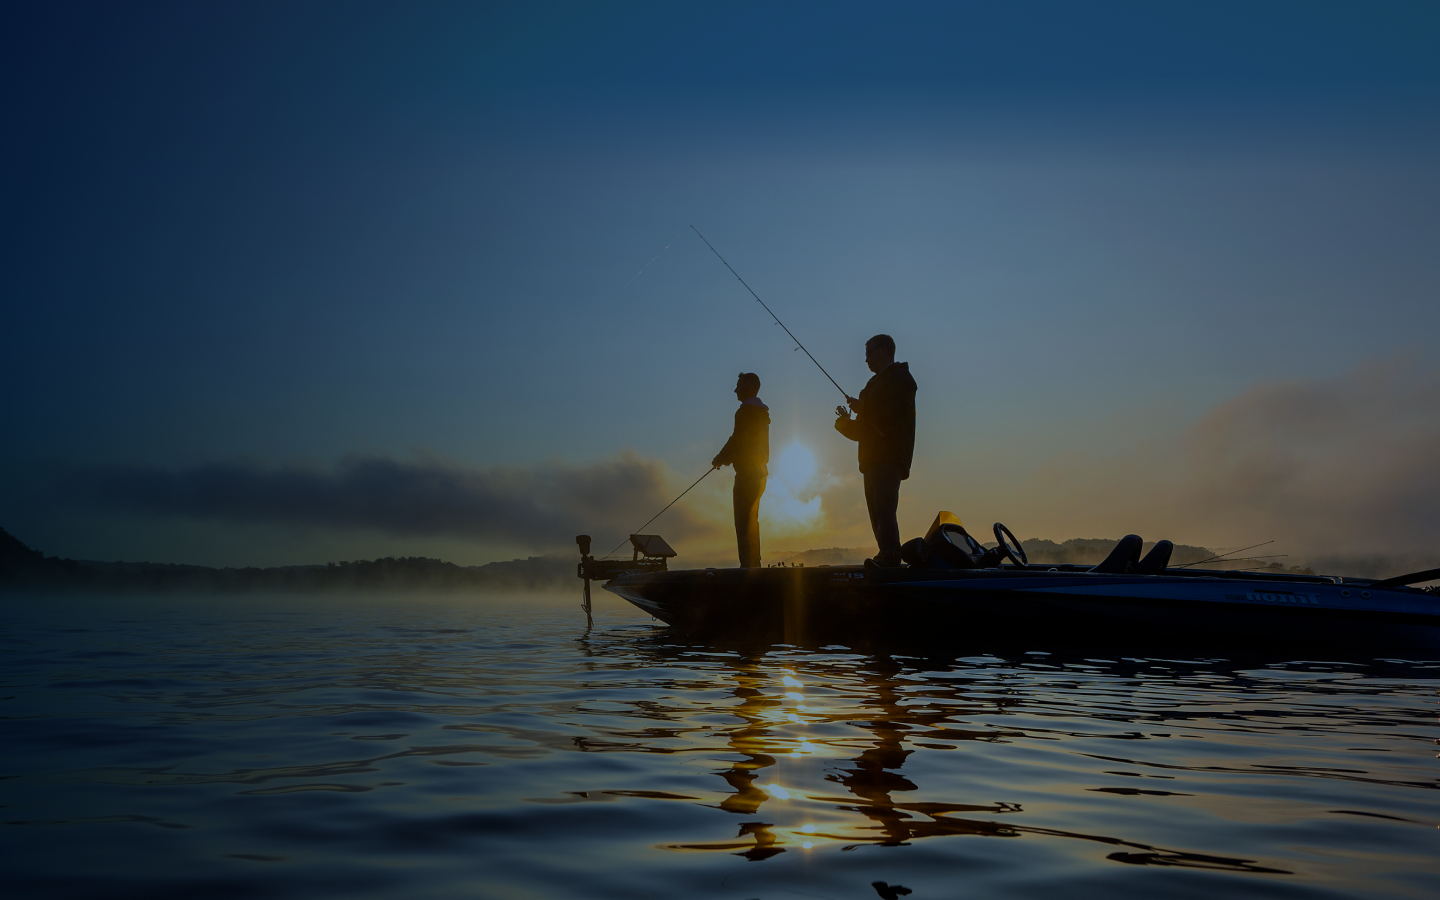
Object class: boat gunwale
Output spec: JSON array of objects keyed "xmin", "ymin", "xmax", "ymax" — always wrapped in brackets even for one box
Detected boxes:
[{"xmin": 606, "ymin": 564, "xmax": 1425, "ymax": 591}]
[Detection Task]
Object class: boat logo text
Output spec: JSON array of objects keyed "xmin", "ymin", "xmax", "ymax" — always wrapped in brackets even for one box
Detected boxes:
[{"xmin": 1241, "ymin": 591, "xmax": 1321, "ymax": 606}]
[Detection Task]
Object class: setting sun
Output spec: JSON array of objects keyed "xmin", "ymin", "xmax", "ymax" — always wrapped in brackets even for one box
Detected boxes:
[{"xmin": 761, "ymin": 441, "xmax": 824, "ymax": 527}]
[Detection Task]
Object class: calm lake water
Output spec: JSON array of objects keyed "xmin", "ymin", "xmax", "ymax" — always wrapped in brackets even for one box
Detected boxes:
[{"xmin": 2, "ymin": 591, "xmax": 1438, "ymax": 899}]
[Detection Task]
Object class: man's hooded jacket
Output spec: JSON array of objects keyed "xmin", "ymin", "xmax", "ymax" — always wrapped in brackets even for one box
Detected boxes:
[
  {"xmin": 834, "ymin": 362, "xmax": 917, "ymax": 478},
  {"xmin": 715, "ymin": 397, "xmax": 770, "ymax": 471}
]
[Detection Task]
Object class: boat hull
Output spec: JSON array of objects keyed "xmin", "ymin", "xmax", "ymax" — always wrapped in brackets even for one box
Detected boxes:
[{"xmin": 603, "ymin": 566, "xmax": 1440, "ymax": 652}]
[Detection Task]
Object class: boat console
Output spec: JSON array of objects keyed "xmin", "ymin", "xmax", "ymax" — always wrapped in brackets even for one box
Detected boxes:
[{"xmin": 901, "ymin": 513, "xmax": 1029, "ymax": 570}]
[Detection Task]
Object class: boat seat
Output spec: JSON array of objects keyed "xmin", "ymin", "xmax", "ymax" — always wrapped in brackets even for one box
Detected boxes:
[
  {"xmin": 901, "ymin": 537, "xmax": 930, "ymax": 567},
  {"xmin": 1134, "ymin": 540, "xmax": 1173, "ymax": 574},
  {"xmin": 928, "ymin": 523, "xmax": 985, "ymax": 569},
  {"xmin": 1090, "ymin": 534, "xmax": 1143, "ymax": 574}
]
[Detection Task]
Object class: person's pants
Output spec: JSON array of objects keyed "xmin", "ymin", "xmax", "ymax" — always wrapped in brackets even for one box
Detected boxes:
[
  {"xmin": 863, "ymin": 463, "xmax": 904, "ymax": 565},
  {"xmin": 733, "ymin": 466, "xmax": 767, "ymax": 568}
]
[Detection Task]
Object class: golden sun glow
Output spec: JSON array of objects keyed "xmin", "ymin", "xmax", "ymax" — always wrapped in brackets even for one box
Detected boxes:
[{"xmin": 760, "ymin": 441, "xmax": 824, "ymax": 529}]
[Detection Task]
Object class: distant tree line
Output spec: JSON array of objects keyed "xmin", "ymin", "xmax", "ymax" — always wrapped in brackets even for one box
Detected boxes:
[
  {"xmin": 1017, "ymin": 538, "xmax": 1214, "ymax": 566},
  {"xmin": 1007, "ymin": 537, "xmax": 1314, "ymax": 574},
  {"xmin": 776, "ymin": 537, "xmax": 1314, "ymax": 574},
  {"xmin": 2, "ymin": 527, "xmax": 1316, "ymax": 593},
  {"xmin": 0, "ymin": 528, "xmax": 576, "ymax": 593}
]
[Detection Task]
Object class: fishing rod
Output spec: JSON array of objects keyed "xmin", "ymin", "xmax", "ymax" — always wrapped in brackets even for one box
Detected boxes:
[
  {"xmin": 1225, "ymin": 556, "xmax": 1294, "ymax": 572},
  {"xmin": 690, "ymin": 225, "xmax": 851, "ymax": 402},
  {"xmin": 1173, "ymin": 540, "xmax": 1275, "ymax": 570},
  {"xmin": 596, "ymin": 230, "xmax": 847, "ymax": 562},
  {"xmin": 600, "ymin": 465, "xmax": 717, "ymax": 559}
]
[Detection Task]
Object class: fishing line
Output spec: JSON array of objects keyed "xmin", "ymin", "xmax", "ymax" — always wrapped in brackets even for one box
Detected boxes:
[
  {"xmin": 690, "ymin": 225, "xmax": 850, "ymax": 401},
  {"xmin": 601, "ymin": 466, "xmax": 717, "ymax": 559},
  {"xmin": 1173, "ymin": 540, "xmax": 1275, "ymax": 569},
  {"xmin": 620, "ymin": 226, "xmax": 688, "ymax": 292},
  {"xmin": 599, "ymin": 229, "xmax": 848, "ymax": 560}
]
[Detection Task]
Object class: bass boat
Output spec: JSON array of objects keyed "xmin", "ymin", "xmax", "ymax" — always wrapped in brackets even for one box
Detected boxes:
[{"xmin": 576, "ymin": 515, "xmax": 1440, "ymax": 652}]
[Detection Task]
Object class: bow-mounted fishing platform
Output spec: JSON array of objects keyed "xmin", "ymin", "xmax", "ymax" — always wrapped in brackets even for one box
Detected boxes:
[{"xmin": 575, "ymin": 533, "xmax": 676, "ymax": 626}]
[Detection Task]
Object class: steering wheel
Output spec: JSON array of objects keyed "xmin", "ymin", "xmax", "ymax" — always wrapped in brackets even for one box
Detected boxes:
[{"xmin": 993, "ymin": 522, "xmax": 1028, "ymax": 568}]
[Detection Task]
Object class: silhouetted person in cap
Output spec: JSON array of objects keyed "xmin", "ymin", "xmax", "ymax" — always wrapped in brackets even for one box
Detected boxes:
[
  {"xmin": 835, "ymin": 335, "xmax": 916, "ymax": 568},
  {"xmin": 712, "ymin": 372, "xmax": 769, "ymax": 568}
]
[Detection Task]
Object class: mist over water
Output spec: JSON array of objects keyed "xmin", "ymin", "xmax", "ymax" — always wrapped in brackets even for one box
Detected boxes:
[{"xmin": 3, "ymin": 592, "xmax": 1438, "ymax": 899}]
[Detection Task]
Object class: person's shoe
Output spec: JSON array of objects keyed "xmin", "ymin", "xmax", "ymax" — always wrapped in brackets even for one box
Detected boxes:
[{"xmin": 864, "ymin": 556, "xmax": 903, "ymax": 569}]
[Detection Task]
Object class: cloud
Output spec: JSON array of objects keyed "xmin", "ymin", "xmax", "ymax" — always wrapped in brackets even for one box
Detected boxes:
[
  {"xmin": 42, "ymin": 357, "xmax": 1440, "ymax": 574},
  {"xmin": 1174, "ymin": 356, "xmax": 1440, "ymax": 557},
  {"xmin": 1006, "ymin": 356, "xmax": 1440, "ymax": 566},
  {"xmin": 57, "ymin": 451, "xmax": 715, "ymax": 552}
]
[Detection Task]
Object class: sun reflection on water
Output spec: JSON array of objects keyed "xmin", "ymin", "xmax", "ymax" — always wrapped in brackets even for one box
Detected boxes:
[{"xmin": 7, "ymin": 598, "xmax": 1438, "ymax": 898}]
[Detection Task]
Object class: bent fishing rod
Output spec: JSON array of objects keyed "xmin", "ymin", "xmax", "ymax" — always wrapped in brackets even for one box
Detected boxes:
[
  {"xmin": 601, "ymin": 229, "xmax": 852, "ymax": 559},
  {"xmin": 690, "ymin": 225, "xmax": 851, "ymax": 402},
  {"xmin": 600, "ymin": 466, "xmax": 716, "ymax": 559}
]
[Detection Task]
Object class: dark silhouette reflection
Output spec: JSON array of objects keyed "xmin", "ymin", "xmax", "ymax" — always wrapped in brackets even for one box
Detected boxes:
[
  {"xmin": 715, "ymin": 672, "xmax": 779, "ymax": 815},
  {"xmin": 611, "ymin": 634, "xmax": 1334, "ymax": 873},
  {"xmin": 805, "ymin": 654, "xmax": 1027, "ymax": 847},
  {"xmin": 662, "ymin": 648, "xmax": 1028, "ymax": 856},
  {"xmin": 670, "ymin": 820, "xmax": 784, "ymax": 861},
  {"xmin": 733, "ymin": 821, "xmax": 784, "ymax": 861},
  {"xmin": 824, "ymin": 656, "xmax": 918, "ymax": 845}
]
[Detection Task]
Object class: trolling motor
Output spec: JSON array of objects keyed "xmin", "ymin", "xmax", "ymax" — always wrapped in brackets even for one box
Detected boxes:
[{"xmin": 576, "ymin": 533, "xmax": 676, "ymax": 625}]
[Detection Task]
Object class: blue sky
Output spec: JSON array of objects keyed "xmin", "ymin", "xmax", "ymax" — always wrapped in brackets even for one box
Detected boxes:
[{"xmin": 4, "ymin": 2, "xmax": 1439, "ymax": 568}]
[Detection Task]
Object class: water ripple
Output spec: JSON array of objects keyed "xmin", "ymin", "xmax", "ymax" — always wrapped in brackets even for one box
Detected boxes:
[{"xmin": 1, "ymin": 593, "xmax": 1437, "ymax": 899}]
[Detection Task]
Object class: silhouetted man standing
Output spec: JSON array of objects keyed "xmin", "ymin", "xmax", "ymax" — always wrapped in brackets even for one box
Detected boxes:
[
  {"xmin": 713, "ymin": 372, "xmax": 770, "ymax": 568},
  {"xmin": 835, "ymin": 335, "xmax": 916, "ymax": 568}
]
